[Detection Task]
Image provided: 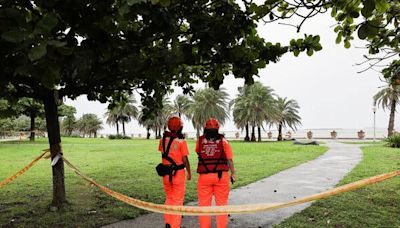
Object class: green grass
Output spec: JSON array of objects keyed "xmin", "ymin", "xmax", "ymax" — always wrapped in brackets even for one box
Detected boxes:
[
  {"xmin": 0, "ymin": 137, "xmax": 326, "ymax": 227},
  {"xmin": 276, "ymin": 145, "xmax": 400, "ymax": 228},
  {"xmin": 340, "ymin": 140, "xmax": 385, "ymax": 145}
]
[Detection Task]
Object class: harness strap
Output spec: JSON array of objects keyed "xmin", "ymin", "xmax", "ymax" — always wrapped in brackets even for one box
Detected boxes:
[
  {"xmin": 198, "ymin": 156, "xmax": 211, "ymax": 173},
  {"xmin": 162, "ymin": 135, "xmax": 185, "ymax": 183}
]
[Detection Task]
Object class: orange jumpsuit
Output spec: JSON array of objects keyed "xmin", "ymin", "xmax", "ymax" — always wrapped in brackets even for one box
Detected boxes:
[
  {"xmin": 159, "ymin": 137, "xmax": 189, "ymax": 228},
  {"xmin": 196, "ymin": 138, "xmax": 233, "ymax": 228}
]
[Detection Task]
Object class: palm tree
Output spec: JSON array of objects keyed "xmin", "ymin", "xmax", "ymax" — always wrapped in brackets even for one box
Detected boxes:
[
  {"xmin": 272, "ymin": 97, "xmax": 301, "ymax": 141},
  {"xmin": 118, "ymin": 97, "xmax": 139, "ymax": 136},
  {"xmin": 16, "ymin": 98, "xmax": 44, "ymax": 141},
  {"xmin": 247, "ymin": 83, "xmax": 275, "ymax": 142},
  {"xmin": 231, "ymin": 83, "xmax": 275, "ymax": 141},
  {"xmin": 230, "ymin": 86, "xmax": 251, "ymax": 141},
  {"xmin": 62, "ymin": 115, "xmax": 76, "ymax": 136},
  {"xmin": 77, "ymin": 114, "xmax": 103, "ymax": 138},
  {"xmin": 373, "ymin": 80, "xmax": 400, "ymax": 137},
  {"xmin": 105, "ymin": 93, "xmax": 138, "ymax": 136},
  {"xmin": 105, "ymin": 108, "xmax": 120, "ymax": 135},
  {"xmin": 138, "ymin": 110, "xmax": 154, "ymax": 139},
  {"xmin": 139, "ymin": 97, "xmax": 173, "ymax": 139},
  {"xmin": 188, "ymin": 88, "xmax": 229, "ymax": 138},
  {"xmin": 152, "ymin": 98, "xmax": 173, "ymax": 138},
  {"xmin": 59, "ymin": 105, "xmax": 77, "ymax": 136},
  {"xmin": 172, "ymin": 95, "xmax": 191, "ymax": 118}
]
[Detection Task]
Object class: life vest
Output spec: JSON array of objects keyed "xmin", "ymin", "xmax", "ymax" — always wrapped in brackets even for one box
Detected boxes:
[
  {"xmin": 197, "ymin": 135, "xmax": 229, "ymax": 174},
  {"xmin": 159, "ymin": 132, "xmax": 185, "ymax": 182}
]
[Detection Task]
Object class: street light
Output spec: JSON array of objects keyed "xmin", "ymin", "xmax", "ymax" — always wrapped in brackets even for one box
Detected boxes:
[{"xmin": 372, "ymin": 105, "xmax": 377, "ymax": 142}]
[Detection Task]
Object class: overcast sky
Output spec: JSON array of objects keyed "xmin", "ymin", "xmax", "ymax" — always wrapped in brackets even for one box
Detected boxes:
[{"xmin": 65, "ymin": 12, "xmax": 398, "ymax": 135}]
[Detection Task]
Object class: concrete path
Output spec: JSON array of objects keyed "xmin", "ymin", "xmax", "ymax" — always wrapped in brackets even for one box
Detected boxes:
[
  {"xmin": 0, "ymin": 138, "xmax": 19, "ymax": 142},
  {"xmin": 102, "ymin": 141, "xmax": 363, "ymax": 228}
]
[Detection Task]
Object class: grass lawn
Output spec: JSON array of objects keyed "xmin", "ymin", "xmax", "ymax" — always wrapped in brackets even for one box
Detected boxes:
[
  {"xmin": 0, "ymin": 137, "xmax": 326, "ymax": 227},
  {"xmin": 340, "ymin": 140, "xmax": 385, "ymax": 145},
  {"xmin": 276, "ymin": 145, "xmax": 400, "ymax": 228}
]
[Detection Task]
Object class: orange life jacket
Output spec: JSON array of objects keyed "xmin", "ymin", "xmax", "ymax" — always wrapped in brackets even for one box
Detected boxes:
[{"xmin": 197, "ymin": 135, "xmax": 229, "ymax": 174}]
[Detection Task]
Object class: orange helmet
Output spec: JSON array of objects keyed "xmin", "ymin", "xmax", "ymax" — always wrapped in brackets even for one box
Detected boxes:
[
  {"xmin": 205, "ymin": 118, "xmax": 220, "ymax": 130},
  {"xmin": 168, "ymin": 116, "xmax": 183, "ymax": 131}
]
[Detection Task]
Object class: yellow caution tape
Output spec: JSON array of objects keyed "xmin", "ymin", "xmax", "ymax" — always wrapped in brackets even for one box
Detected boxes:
[
  {"xmin": 63, "ymin": 157, "xmax": 400, "ymax": 216},
  {"xmin": 1, "ymin": 149, "xmax": 399, "ymax": 215},
  {"xmin": 0, "ymin": 149, "xmax": 50, "ymax": 188}
]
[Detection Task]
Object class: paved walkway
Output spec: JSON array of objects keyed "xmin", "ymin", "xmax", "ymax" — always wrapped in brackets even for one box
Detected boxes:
[
  {"xmin": 0, "ymin": 138, "xmax": 19, "ymax": 142},
  {"xmin": 102, "ymin": 141, "xmax": 363, "ymax": 228}
]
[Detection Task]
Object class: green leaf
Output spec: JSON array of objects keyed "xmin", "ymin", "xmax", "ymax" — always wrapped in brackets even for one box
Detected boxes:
[
  {"xmin": 118, "ymin": 4, "xmax": 130, "ymax": 15},
  {"xmin": 335, "ymin": 33, "xmax": 342, "ymax": 44},
  {"xmin": 344, "ymin": 40, "xmax": 351, "ymax": 48},
  {"xmin": 127, "ymin": 0, "xmax": 146, "ymax": 6},
  {"xmin": 151, "ymin": 0, "xmax": 159, "ymax": 4},
  {"xmin": 337, "ymin": 13, "xmax": 346, "ymax": 21},
  {"xmin": 358, "ymin": 23, "xmax": 369, "ymax": 39},
  {"xmin": 314, "ymin": 44, "xmax": 323, "ymax": 51},
  {"xmin": 331, "ymin": 7, "xmax": 337, "ymax": 17},
  {"xmin": 41, "ymin": 65, "xmax": 60, "ymax": 89},
  {"xmin": 293, "ymin": 49, "xmax": 300, "ymax": 57},
  {"xmin": 35, "ymin": 14, "xmax": 58, "ymax": 34},
  {"xmin": 1, "ymin": 30, "xmax": 30, "ymax": 43},
  {"xmin": 47, "ymin": 40, "xmax": 67, "ymax": 47},
  {"xmin": 362, "ymin": 0, "xmax": 375, "ymax": 18},
  {"xmin": 159, "ymin": 0, "xmax": 170, "ymax": 7},
  {"xmin": 312, "ymin": 35, "xmax": 320, "ymax": 43},
  {"xmin": 28, "ymin": 43, "xmax": 47, "ymax": 61},
  {"xmin": 349, "ymin": 11, "xmax": 360, "ymax": 18},
  {"xmin": 306, "ymin": 48, "xmax": 314, "ymax": 56},
  {"xmin": 375, "ymin": 0, "xmax": 389, "ymax": 13}
]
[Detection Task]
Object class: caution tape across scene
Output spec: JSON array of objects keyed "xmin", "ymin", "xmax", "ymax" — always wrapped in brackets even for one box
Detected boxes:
[
  {"xmin": 1, "ymin": 150, "xmax": 399, "ymax": 215},
  {"xmin": 0, "ymin": 149, "xmax": 50, "ymax": 188}
]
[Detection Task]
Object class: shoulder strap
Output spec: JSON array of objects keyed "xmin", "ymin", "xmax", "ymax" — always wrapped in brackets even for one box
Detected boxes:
[{"xmin": 162, "ymin": 135, "xmax": 178, "ymax": 167}]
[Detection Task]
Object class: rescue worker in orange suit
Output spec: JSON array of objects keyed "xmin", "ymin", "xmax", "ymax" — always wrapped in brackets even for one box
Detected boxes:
[
  {"xmin": 196, "ymin": 118, "xmax": 236, "ymax": 228},
  {"xmin": 158, "ymin": 116, "xmax": 191, "ymax": 228}
]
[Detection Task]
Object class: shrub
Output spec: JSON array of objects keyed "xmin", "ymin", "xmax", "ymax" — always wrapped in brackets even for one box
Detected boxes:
[
  {"xmin": 385, "ymin": 133, "xmax": 400, "ymax": 148},
  {"xmin": 108, "ymin": 134, "xmax": 131, "ymax": 140}
]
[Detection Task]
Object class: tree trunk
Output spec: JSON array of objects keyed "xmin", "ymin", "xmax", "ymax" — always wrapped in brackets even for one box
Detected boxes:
[
  {"xmin": 30, "ymin": 112, "xmax": 36, "ymax": 142},
  {"xmin": 244, "ymin": 123, "xmax": 250, "ymax": 141},
  {"xmin": 277, "ymin": 123, "xmax": 283, "ymax": 141},
  {"xmin": 388, "ymin": 99, "xmax": 396, "ymax": 137},
  {"xmin": 43, "ymin": 90, "xmax": 66, "ymax": 208},
  {"xmin": 257, "ymin": 125, "xmax": 261, "ymax": 142},
  {"xmin": 122, "ymin": 121, "xmax": 126, "ymax": 136},
  {"xmin": 251, "ymin": 125, "xmax": 256, "ymax": 141},
  {"xmin": 146, "ymin": 127, "xmax": 150, "ymax": 139},
  {"xmin": 116, "ymin": 120, "xmax": 119, "ymax": 135},
  {"xmin": 196, "ymin": 127, "xmax": 200, "ymax": 139},
  {"xmin": 178, "ymin": 112, "xmax": 181, "ymax": 117}
]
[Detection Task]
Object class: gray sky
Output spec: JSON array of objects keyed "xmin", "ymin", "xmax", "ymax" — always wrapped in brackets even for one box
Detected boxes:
[{"xmin": 66, "ymin": 12, "xmax": 398, "ymax": 135}]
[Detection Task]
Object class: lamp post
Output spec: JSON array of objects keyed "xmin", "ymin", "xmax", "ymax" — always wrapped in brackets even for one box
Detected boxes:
[{"xmin": 372, "ymin": 106, "xmax": 377, "ymax": 142}]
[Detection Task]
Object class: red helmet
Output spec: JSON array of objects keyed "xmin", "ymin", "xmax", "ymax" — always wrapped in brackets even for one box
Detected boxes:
[
  {"xmin": 168, "ymin": 116, "xmax": 183, "ymax": 131},
  {"xmin": 205, "ymin": 118, "xmax": 220, "ymax": 130}
]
